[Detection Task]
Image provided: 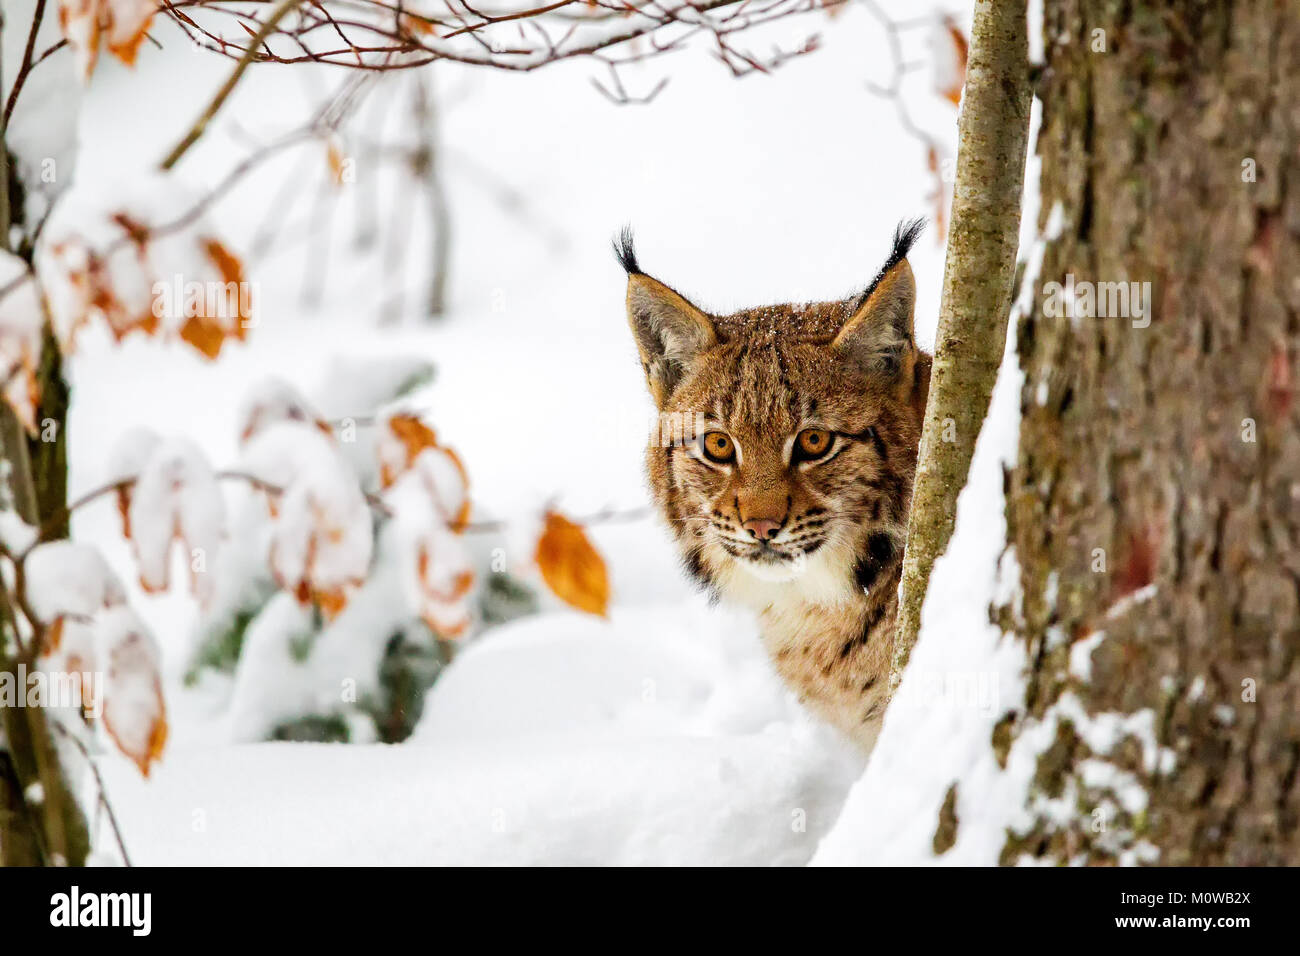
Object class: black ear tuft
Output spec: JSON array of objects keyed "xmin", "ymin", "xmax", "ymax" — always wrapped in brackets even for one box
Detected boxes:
[
  {"xmin": 613, "ymin": 226, "xmax": 641, "ymax": 275},
  {"xmin": 850, "ymin": 217, "xmax": 925, "ymax": 313},
  {"xmin": 890, "ymin": 217, "xmax": 927, "ymax": 264}
]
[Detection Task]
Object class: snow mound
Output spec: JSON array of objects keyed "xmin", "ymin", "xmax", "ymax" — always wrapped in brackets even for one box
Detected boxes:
[{"xmin": 103, "ymin": 600, "xmax": 863, "ymax": 865}]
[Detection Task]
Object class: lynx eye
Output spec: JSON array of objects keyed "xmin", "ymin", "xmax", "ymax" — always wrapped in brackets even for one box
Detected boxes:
[
  {"xmin": 700, "ymin": 431, "xmax": 736, "ymax": 465},
  {"xmin": 793, "ymin": 428, "xmax": 834, "ymax": 463}
]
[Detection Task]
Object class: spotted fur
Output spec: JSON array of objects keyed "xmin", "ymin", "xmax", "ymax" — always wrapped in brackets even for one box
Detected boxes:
[{"xmin": 622, "ymin": 221, "xmax": 929, "ymax": 751}]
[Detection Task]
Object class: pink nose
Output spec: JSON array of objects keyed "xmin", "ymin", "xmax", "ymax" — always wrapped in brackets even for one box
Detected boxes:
[{"xmin": 742, "ymin": 518, "xmax": 782, "ymax": 542}]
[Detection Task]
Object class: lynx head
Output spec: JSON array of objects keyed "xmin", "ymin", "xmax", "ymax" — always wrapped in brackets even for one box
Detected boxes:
[{"xmin": 619, "ymin": 221, "xmax": 930, "ymax": 609}]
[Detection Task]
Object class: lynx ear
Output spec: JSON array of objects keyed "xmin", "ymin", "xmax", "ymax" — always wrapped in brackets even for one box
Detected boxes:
[
  {"xmin": 617, "ymin": 231, "xmax": 716, "ymax": 408},
  {"xmin": 833, "ymin": 219, "xmax": 923, "ymax": 389}
]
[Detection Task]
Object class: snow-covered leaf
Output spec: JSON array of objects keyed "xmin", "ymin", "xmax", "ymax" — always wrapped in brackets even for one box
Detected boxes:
[
  {"xmin": 35, "ymin": 171, "xmax": 251, "ymax": 359},
  {"xmin": 241, "ymin": 421, "xmax": 373, "ymax": 615},
  {"xmin": 98, "ymin": 606, "xmax": 167, "ymax": 777},
  {"xmin": 931, "ymin": 14, "xmax": 969, "ymax": 107},
  {"xmin": 0, "ymin": 510, "xmax": 38, "ymax": 554},
  {"xmin": 414, "ymin": 446, "xmax": 470, "ymax": 531},
  {"xmin": 24, "ymin": 540, "xmax": 127, "ymax": 623},
  {"xmin": 44, "ymin": 616, "xmax": 98, "ymax": 691},
  {"xmin": 237, "ymin": 378, "xmax": 330, "ymax": 444},
  {"xmin": 387, "ymin": 464, "xmax": 476, "ymax": 638},
  {"xmin": 125, "ymin": 437, "xmax": 225, "ymax": 606},
  {"xmin": 535, "ymin": 511, "xmax": 609, "ymax": 617},
  {"xmin": 415, "ymin": 536, "xmax": 474, "ymax": 637},
  {"xmin": 378, "ymin": 413, "xmax": 476, "ymax": 633},
  {"xmin": 377, "ymin": 412, "xmax": 471, "ymax": 529},
  {"xmin": 376, "ymin": 412, "xmax": 436, "ymax": 488},
  {"xmin": 105, "ymin": 425, "xmax": 160, "ymax": 537}
]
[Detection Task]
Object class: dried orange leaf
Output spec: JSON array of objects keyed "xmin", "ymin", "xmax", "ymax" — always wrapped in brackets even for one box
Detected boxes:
[
  {"xmin": 946, "ymin": 19, "xmax": 969, "ymax": 70},
  {"xmin": 327, "ymin": 142, "xmax": 347, "ymax": 186},
  {"xmin": 48, "ymin": 617, "xmax": 66, "ymax": 653},
  {"xmin": 381, "ymin": 414, "xmax": 439, "ymax": 487},
  {"xmin": 934, "ymin": 15, "xmax": 969, "ymax": 106},
  {"xmin": 377, "ymin": 412, "xmax": 472, "ymax": 534},
  {"xmin": 168, "ymin": 238, "xmax": 252, "ymax": 359},
  {"xmin": 107, "ymin": 698, "xmax": 167, "ymax": 777},
  {"xmin": 535, "ymin": 511, "xmax": 609, "ymax": 617},
  {"xmin": 204, "ymin": 238, "xmax": 244, "ymax": 285},
  {"xmin": 116, "ymin": 486, "xmax": 133, "ymax": 537},
  {"xmin": 416, "ymin": 547, "xmax": 474, "ymax": 638},
  {"xmin": 178, "ymin": 315, "xmax": 224, "ymax": 359},
  {"xmin": 399, "ymin": 12, "xmax": 436, "ymax": 35},
  {"xmin": 315, "ymin": 588, "xmax": 348, "ymax": 621},
  {"xmin": 59, "ymin": 0, "xmax": 158, "ymax": 79}
]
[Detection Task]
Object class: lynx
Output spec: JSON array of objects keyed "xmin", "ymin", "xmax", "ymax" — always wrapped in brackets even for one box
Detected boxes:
[{"xmin": 619, "ymin": 221, "xmax": 930, "ymax": 751}]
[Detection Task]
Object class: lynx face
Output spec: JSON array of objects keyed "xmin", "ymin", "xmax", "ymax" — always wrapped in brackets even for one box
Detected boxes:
[{"xmin": 620, "ymin": 223, "xmax": 930, "ymax": 610}]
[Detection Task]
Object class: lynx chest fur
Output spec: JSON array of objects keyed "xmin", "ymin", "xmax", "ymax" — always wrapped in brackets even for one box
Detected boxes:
[{"xmin": 620, "ymin": 222, "xmax": 929, "ymax": 751}]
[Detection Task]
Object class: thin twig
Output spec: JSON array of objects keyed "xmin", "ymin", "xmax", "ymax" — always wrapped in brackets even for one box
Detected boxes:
[
  {"xmin": 462, "ymin": 504, "xmax": 652, "ymax": 534},
  {"xmin": 2, "ymin": 0, "xmax": 48, "ymax": 128},
  {"xmin": 50, "ymin": 720, "xmax": 132, "ymax": 867}
]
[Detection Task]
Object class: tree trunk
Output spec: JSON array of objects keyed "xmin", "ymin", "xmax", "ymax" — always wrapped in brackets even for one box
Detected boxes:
[
  {"xmin": 1002, "ymin": 0, "xmax": 1299, "ymax": 865},
  {"xmin": 27, "ymin": 325, "xmax": 71, "ymax": 539},
  {"xmin": 893, "ymin": 0, "xmax": 1032, "ymax": 689},
  {"xmin": 0, "ymin": 75, "xmax": 85, "ymax": 860},
  {"xmin": 0, "ymin": 399, "xmax": 89, "ymax": 866}
]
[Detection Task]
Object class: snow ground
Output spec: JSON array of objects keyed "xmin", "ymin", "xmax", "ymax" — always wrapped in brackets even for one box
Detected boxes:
[
  {"xmin": 59, "ymin": 0, "xmax": 970, "ymax": 865},
  {"xmin": 102, "ymin": 601, "xmax": 862, "ymax": 865}
]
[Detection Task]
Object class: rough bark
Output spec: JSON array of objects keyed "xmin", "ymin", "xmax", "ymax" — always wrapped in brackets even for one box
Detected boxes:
[
  {"xmin": 893, "ymin": 0, "xmax": 1033, "ymax": 689},
  {"xmin": 27, "ymin": 324, "xmax": 71, "ymax": 539},
  {"xmin": 0, "ymin": 751, "xmax": 43, "ymax": 865},
  {"xmin": 1001, "ymin": 0, "xmax": 1300, "ymax": 865}
]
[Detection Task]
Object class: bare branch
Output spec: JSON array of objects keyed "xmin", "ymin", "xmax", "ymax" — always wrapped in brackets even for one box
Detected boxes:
[
  {"xmin": 160, "ymin": 0, "xmax": 311, "ymax": 170},
  {"xmin": 2, "ymin": 0, "xmax": 48, "ymax": 128},
  {"xmin": 49, "ymin": 720, "xmax": 133, "ymax": 867}
]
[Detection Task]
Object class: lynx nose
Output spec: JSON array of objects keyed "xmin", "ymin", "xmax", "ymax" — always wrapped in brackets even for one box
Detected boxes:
[{"xmin": 742, "ymin": 518, "xmax": 783, "ymax": 542}]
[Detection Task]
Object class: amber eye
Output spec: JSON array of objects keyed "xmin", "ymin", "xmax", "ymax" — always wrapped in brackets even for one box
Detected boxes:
[
  {"xmin": 700, "ymin": 431, "xmax": 736, "ymax": 464},
  {"xmin": 793, "ymin": 428, "xmax": 834, "ymax": 463}
]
